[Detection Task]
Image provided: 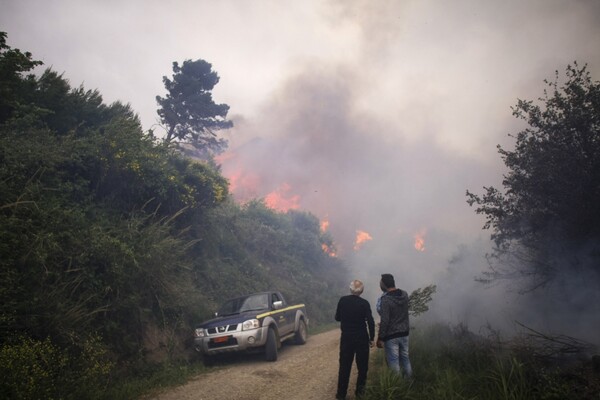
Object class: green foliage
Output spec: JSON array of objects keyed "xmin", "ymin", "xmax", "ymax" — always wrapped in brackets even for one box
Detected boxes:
[
  {"xmin": 466, "ymin": 63, "xmax": 600, "ymax": 287},
  {"xmin": 408, "ymin": 284, "xmax": 437, "ymax": 316},
  {"xmin": 156, "ymin": 59, "xmax": 233, "ymax": 155},
  {"xmin": 192, "ymin": 199, "xmax": 348, "ymax": 326},
  {"xmin": 29, "ymin": 69, "xmax": 137, "ymax": 135},
  {"xmin": 0, "ymin": 31, "xmax": 228, "ymax": 360},
  {"xmin": 0, "ymin": 31, "xmax": 43, "ymax": 123},
  {"xmin": 0, "ymin": 335, "xmax": 112, "ymax": 400},
  {"xmin": 364, "ymin": 366, "xmax": 412, "ymax": 400},
  {"xmin": 0, "ymin": 120, "xmax": 223, "ymax": 353},
  {"xmin": 486, "ymin": 356, "xmax": 531, "ymax": 400}
]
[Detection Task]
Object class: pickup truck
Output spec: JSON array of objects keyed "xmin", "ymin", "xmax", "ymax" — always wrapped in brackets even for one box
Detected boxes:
[{"xmin": 194, "ymin": 291, "xmax": 308, "ymax": 362}]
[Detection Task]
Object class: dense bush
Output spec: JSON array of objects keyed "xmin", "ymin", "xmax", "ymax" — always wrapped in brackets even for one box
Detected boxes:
[
  {"xmin": 0, "ymin": 335, "xmax": 112, "ymax": 400},
  {"xmin": 194, "ymin": 200, "xmax": 347, "ymax": 325}
]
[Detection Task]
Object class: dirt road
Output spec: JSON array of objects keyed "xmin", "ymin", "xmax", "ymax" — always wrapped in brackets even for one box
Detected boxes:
[{"xmin": 150, "ymin": 329, "xmax": 367, "ymax": 400}]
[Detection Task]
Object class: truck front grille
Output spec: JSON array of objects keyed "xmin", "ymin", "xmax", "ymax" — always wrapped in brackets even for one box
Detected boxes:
[{"xmin": 207, "ymin": 324, "xmax": 239, "ymax": 335}]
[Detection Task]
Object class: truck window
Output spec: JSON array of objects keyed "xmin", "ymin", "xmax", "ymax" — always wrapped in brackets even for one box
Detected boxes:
[
  {"xmin": 218, "ymin": 294, "xmax": 269, "ymax": 315},
  {"xmin": 241, "ymin": 294, "xmax": 269, "ymax": 312}
]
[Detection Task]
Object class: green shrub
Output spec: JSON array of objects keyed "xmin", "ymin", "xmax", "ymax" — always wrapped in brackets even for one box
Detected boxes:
[{"xmin": 0, "ymin": 335, "xmax": 113, "ymax": 400}]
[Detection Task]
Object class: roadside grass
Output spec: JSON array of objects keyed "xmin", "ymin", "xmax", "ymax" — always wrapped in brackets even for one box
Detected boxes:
[
  {"xmin": 362, "ymin": 323, "xmax": 595, "ymax": 400},
  {"xmin": 105, "ymin": 360, "xmax": 209, "ymax": 400}
]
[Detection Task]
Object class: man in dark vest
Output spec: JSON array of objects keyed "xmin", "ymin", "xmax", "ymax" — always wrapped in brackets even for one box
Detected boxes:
[{"xmin": 335, "ymin": 279, "xmax": 375, "ymax": 400}]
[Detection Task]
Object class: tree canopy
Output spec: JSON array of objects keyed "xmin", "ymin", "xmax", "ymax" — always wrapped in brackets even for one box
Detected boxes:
[
  {"xmin": 0, "ymin": 31, "xmax": 43, "ymax": 122},
  {"xmin": 156, "ymin": 59, "xmax": 233, "ymax": 156},
  {"xmin": 467, "ymin": 63, "xmax": 600, "ymax": 289}
]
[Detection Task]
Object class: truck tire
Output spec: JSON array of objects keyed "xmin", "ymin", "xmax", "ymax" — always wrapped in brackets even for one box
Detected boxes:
[
  {"xmin": 265, "ymin": 327, "xmax": 278, "ymax": 362},
  {"xmin": 294, "ymin": 319, "xmax": 307, "ymax": 345}
]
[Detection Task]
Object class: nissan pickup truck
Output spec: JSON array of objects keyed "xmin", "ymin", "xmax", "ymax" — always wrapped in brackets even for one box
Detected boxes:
[{"xmin": 194, "ymin": 291, "xmax": 308, "ymax": 362}]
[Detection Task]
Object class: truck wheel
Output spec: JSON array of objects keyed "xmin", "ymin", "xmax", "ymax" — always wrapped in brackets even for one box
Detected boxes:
[
  {"xmin": 294, "ymin": 319, "xmax": 307, "ymax": 345},
  {"xmin": 265, "ymin": 327, "xmax": 278, "ymax": 362}
]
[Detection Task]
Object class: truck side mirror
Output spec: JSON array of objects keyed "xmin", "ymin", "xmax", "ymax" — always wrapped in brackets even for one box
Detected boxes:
[{"xmin": 272, "ymin": 300, "xmax": 283, "ymax": 310}]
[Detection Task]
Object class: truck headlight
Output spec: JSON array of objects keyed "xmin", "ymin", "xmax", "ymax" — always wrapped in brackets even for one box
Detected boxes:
[
  {"xmin": 242, "ymin": 319, "xmax": 260, "ymax": 331},
  {"xmin": 194, "ymin": 328, "xmax": 205, "ymax": 337}
]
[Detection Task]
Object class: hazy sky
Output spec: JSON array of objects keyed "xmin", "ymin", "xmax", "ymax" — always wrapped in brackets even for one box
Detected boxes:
[{"xmin": 2, "ymin": 0, "xmax": 599, "ymax": 339}]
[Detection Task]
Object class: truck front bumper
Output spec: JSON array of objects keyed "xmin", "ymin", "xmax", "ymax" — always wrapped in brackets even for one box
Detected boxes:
[{"xmin": 194, "ymin": 325, "xmax": 269, "ymax": 355}]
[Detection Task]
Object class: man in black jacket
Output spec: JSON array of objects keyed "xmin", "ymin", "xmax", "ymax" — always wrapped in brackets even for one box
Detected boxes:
[
  {"xmin": 335, "ymin": 279, "xmax": 375, "ymax": 400},
  {"xmin": 376, "ymin": 273, "xmax": 413, "ymax": 378}
]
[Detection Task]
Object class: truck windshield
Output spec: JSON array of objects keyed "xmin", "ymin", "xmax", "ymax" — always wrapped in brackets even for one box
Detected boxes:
[{"xmin": 218, "ymin": 294, "xmax": 270, "ymax": 316}]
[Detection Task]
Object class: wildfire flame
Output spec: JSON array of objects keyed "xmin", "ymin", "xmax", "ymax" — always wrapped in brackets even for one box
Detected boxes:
[
  {"xmin": 264, "ymin": 183, "xmax": 300, "ymax": 212},
  {"xmin": 414, "ymin": 229, "xmax": 426, "ymax": 252},
  {"xmin": 227, "ymin": 170, "xmax": 261, "ymax": 198},
  {"xmin": 321, "ymin": 243, "xmax": 337, "ymax": 257},
  {"xmin": 320, "ymin": 218, "xmax": 330, "ymax": 232},
  {"xmin": 215, "ymin": 150, "xmax": 262, "ymax": 201},
  {"xmin": 353, "ymin": 230, "xmax": 373, "ymax": 251}
]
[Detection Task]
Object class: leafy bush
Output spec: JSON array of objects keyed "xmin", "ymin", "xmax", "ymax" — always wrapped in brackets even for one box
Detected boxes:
[{"xmin": 0, "ymin": 335, "xmax": 112, "ymax": 400}]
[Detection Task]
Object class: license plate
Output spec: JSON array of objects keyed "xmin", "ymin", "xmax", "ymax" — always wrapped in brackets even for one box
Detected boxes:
[{"xmin": 213, "ymin": 336, "xmax": 230, "ymax": 344}]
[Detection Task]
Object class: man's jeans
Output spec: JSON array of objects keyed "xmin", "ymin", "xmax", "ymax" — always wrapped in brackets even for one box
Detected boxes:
[{"xmin": 384, "ymin": 336, "xmax": 413, "ymax": 377}]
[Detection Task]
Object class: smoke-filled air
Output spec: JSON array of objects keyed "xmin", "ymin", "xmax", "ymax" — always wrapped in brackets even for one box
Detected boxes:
[
  {"xmin": 2, "ymin": 0, "xmax": 600, "ymax": 397},
  {"xmin": 3, "ymin": 0, "xmax": 599, "ymax": 342},
  {"xmin": 211, "ymin": 0, "xmax": 600, "ymax": 346}
]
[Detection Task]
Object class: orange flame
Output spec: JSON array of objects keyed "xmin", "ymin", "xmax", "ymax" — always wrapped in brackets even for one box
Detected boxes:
[
  {"xmin": 320, "ymin": 218, "xmax": 330, "ymax": 232},
  {"xmin": 414, "ymin": 229, "xmax": 426, "ymax": 252},
  {"xmin": 321, "ymin": 243, "xmax": 337, "ymax": 257},
  {"xmin": 215, "ymin": 151, "xmax": 263, "ymax": 202},
  {"xmin": 264, "ymin": 183, "xmax": 300, "ymax": 212},
  {"xmin": 353, "ymin": 230, "xmax": 373, "ymax": 251},
  {"xmin": 226, "ymin": 170, "xmax": 261, "ymax": 200}
]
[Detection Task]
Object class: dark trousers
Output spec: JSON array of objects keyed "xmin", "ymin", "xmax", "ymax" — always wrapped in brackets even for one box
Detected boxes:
[{"xmin": 337, "ymin": 335, "xmax": 369, "ymax": 398}]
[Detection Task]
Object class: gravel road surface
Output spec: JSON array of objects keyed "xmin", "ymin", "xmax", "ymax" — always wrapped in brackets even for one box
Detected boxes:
[{"xmin": 149, "ymin": 329, "xmax": 369, "ymax": 400}]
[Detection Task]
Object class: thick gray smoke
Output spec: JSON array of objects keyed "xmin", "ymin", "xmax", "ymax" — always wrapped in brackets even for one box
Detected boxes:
[
  {"xmin": 220, "ymin": 65, "xmax": 495, "ymax": 253},
  {"xmin": 3, "ymin": 0, "xmax": 599, "ymax": 345},
  {"xmin": 219, "ymin": 65, "xmax": 598, "ymax": 347},
  {"xmin": 215, "ymin": 1, "xmax": 600, "ymax": 346}
]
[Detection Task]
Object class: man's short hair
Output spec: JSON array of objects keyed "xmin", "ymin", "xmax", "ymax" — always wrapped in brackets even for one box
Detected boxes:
[
  {"xmin": 349, "ymin": 279, "xmax": 364, "ymax": 295},
  {"xmin": 381, "ymin": 273, "xmax": 395, "ymax": 289}
]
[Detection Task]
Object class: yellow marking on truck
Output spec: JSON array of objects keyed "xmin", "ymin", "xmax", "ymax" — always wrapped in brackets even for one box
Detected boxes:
[{"xmin": 256, "ymin": 304, "xmax": 305, "ymax": 319}]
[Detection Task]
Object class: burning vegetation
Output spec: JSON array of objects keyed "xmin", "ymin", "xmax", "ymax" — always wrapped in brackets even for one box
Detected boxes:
[
  {"xmin": 414, "ymin": 229, "xmax": 426, "ymax": 252},
  {"xmin": 264, "ymin": 182, "xmax": 300, "ymax": 212},
  {"xmin": 353, "ymin": 230, "xmax": 373, "ymax": 251}
]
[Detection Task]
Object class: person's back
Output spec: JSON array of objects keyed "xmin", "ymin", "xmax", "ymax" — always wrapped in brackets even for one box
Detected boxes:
[
  {"xmin": 336, "ymin": 294, "xmax": 373, "ymax": 339},
  {"xmin": 334, "ymin": 280, "xmax": 375, "ymax": 400},
  {"xmin": 378, "ymin": 288, "xmax": 409, "ymax": 341}
]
